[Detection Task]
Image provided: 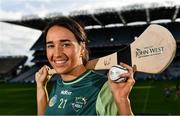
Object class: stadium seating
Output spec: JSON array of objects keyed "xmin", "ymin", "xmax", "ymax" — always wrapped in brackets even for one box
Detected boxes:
[
  {"xmin": 0, "ymin": 56, "xmax": 27, "ymax": 81},
  {"xmin": 9, "ymin": 65, "xmax": 39, "ymax": 83}
]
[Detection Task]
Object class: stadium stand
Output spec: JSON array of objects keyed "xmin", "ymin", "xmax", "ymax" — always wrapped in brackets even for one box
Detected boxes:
[
  {"xmin": 93, "ymin": 8, "xmax": 124, "ymax": 25},
  {"xmin": 177, "ymin": 7, "xmax": 180, "ymax": 19},
  {"xmin": 0, "ymin": 56, "xmax": 27, "ymax": 82},
  {"xmin": 70, "ymin": 10, "xmax": 100, "ymax": 26},
  {"xmin": 120, "ymin": 4, "xmax": 147, "ymax": 24},
  {"xmin": 9, "ymin": 65, "xmax": 39, "ymax": 83},
  {"xmin": 149, "ymin": 6, "xmax": 176, "ymax": 21},
  {"xmin": 1, "ymin": 3, "xmax": 180, "ymax": 82}
]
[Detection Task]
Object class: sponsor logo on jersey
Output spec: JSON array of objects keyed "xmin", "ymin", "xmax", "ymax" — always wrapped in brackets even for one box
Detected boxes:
[
  {"xmin": 49, "ymin": 95, "xmax": 57, "ymax": 107},
  {"xmin": 60, "ymin": 90, "xmax": 72, "ymax": 95},
  {"xmin": 72, "ymin": 96, "xmax": 87, "ymax": 112}
]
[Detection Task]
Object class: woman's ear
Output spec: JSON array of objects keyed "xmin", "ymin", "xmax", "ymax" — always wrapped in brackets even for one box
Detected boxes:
[{"xmin": 80, "ymin": 42, "xmax": 86, "ymax": 54}]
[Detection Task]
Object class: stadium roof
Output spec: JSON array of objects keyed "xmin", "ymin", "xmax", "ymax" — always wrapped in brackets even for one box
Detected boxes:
[{"xmin": 2, "ymin": 3, "xmax": 180, "ymax": 30}]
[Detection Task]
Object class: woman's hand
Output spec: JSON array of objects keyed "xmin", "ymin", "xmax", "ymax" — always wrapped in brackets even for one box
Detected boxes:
[
  {"xmin": 35, "ymin": 65, "xmax": 51, "ymax": 88},
  {"xmin": 108, "ymin": 62, "xmax": 135, "ymax": 115},
  {"xmin": 108, "ymin": 62, "xmax": 135, "ymax": 101},
  {"xmin": 35, "ymin": 65, "xmax": 52, "ymax": 115}
]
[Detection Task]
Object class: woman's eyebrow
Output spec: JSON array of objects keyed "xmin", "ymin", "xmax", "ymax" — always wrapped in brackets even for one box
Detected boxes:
[
  {"xmin": 46, "ymin": 39, "xmax": 71, "ymax": 44},
  {"xmin": 46, "ymin": 41, "xmax": 53, "ymax": 44},
  {"xmin": 59, "ymin": 39, "xmax": 71, "ymax": 43}
]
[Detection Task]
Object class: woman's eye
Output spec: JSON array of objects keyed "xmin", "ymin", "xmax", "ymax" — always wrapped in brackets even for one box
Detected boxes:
[
  {"xmin": 62, "ymin": 43, "xmax": 70, "ymax": 48},
  {"xmin": 47, "ymin": 45, "xmax": 54, "ymax": 48}
]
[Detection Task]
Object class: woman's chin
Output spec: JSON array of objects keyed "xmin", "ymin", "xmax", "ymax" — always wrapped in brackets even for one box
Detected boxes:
[{"xmin": 54, "ymin": 68, "xmax": 68, "ymax": 75}]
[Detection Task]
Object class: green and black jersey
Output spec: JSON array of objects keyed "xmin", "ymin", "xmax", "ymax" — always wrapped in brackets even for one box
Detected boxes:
[{"xmin": 45, "ymin": 70, "xmax": 118, "ymax": 115}]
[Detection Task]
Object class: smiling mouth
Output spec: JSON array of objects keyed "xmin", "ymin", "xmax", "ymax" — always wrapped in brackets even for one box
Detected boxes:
[
  {"xmin": 55, "ymin": 60, "xmax": 66, "ymax": 64},
  {"xmin": 53, "ymin": 60, "xmax": 67, "ymax": 67}
]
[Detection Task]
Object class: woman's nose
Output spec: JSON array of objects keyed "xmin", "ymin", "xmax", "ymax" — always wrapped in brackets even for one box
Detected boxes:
[{"xmin": 54, "ymin": 46, "xmax": 63, "ymax": 57}]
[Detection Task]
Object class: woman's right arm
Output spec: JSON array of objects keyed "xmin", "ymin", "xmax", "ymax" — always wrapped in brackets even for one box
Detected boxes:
[{"xmin": 35, "ymin": 65, "xmax": 50, "ymax": 115}]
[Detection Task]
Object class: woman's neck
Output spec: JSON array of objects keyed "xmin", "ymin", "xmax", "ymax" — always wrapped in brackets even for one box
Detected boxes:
[{"xmin": 60, "ymin": 64, "xmax": 87, "ymax": 81}]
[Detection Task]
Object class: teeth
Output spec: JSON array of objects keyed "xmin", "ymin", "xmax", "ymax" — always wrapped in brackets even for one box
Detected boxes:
[{"xmin": 55, "ymin": 60, "xmax": 66, "ymax": 64}]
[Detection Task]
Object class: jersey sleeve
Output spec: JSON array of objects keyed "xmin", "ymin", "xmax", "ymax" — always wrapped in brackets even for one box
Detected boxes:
[{"xmin": 96, "ymin": 82, "xmax": 118, "ymax": 115}]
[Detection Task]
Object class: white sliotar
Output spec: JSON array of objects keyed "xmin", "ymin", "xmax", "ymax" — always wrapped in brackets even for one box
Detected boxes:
[{"xmin": 109, "ymin": 65, "xmax": 128, "ymax": 82}]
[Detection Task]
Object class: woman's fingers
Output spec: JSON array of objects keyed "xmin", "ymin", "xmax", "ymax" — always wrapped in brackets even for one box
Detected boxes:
[
  {"xmin": 35, "ymin": 65, "xmax": 50, "ymax": 83},
  {"xmin": 120, "ymin": 62, "xmax": 133, "ymax": 74},
  {"xmin": 119, "ymin": 63, "xmax": 135, "ymax": 86}
]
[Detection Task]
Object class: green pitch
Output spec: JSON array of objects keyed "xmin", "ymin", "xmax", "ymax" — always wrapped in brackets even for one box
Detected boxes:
[
  {"xmin": 130, "ymin": 80, "xmax": 180, "ymax": 115},
  {"xmin": 0, "ymin": 83, "xmax": 37, "ymax": 115},
  {"xmin": 0, "ymin": 80, "xmax": 180, "ymax": 115}
]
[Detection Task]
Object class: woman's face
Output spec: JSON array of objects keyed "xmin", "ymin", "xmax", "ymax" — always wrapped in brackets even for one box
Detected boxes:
[{"xmin": 46, "ymin": 25, "xmax": 83, "ymax": 74}]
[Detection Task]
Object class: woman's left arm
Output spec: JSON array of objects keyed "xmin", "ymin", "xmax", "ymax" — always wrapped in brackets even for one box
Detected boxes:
[{"xmin": 108, "ymin": 62, "xmax": 135, "ymax": 115}]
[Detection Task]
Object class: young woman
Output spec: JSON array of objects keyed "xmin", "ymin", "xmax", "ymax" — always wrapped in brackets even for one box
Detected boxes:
[{"xmin": 35, "ymin": 17, "xmax": 135, "ymax": 115}]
